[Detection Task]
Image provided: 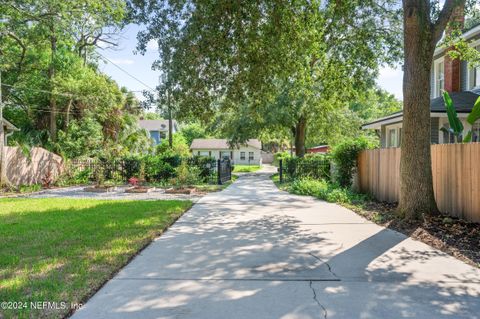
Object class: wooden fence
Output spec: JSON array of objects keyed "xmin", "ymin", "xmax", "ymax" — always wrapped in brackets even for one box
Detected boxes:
[
  {"xmin": 357, "ymin": 143, "xmax": 480, "ymax": 223},
  {"xmin": 4, "ymin": 147, "xmax": 64, "ymax": 186}
]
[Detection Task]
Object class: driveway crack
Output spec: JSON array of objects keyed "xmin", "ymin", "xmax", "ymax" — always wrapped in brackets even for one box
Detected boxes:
[
  {"xmin": 309, "ymin": 280, "xmax": 327, "ymax": 318},
  {"xmin": 308, "ymin": 252, "xmax": 339, "ymax": 279}
]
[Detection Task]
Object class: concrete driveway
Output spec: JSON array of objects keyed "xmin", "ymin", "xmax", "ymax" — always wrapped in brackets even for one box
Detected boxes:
[{"xmin": 72, "ymin": 168, "xmax": 480, "ymax": 319}]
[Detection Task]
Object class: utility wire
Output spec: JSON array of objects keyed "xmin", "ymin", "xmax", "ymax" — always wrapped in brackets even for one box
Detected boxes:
[{"xmin": 96, "ymin": 51, "xmax": 157, "ymax": 92}]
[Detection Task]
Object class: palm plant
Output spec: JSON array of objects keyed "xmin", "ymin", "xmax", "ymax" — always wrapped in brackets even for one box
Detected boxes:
[{"xmin": 441, "ymin": 91, "xmax": 480, "ymax": 143}]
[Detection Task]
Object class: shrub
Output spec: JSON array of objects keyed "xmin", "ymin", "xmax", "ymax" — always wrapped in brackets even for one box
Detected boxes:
[
  {"xmin": 331, "ymin": 136, "xmax": 375, "ymax": 187},
  {"xmin": 290, "ymin": 178, "xmax": 329, "ymax": 197},
  {"xmin": 156, "ymin": 133, "xmax": 190, "ymax": 157},
  {"xmin": 143, "ymin": 155, "xmax": 176, "ymax": 181},
  {"xmin": 187, "ymin": 156, "xmax": 216, "ymax": 182},
  {"xmin": 273, "ymin": 151, "xmax": 291, "ymax": 167},
  {"xmin": 171, "ymin": 161, "xmax": 202, "ymax": 187},
  {"xmin": 289, "ymin": 178, "xmax": 367, "ymax": 204},
  {"xmin": 123, "ymin": 156, "xmax": 143, "ymax": 179}
]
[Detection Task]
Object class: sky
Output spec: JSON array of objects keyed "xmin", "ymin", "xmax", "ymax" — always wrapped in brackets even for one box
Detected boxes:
[{"xmin": 97, "ymin": 24, "xmax": 404, "ymax": 102}]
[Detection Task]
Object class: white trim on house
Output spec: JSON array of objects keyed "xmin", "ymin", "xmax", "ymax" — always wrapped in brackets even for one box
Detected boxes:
[
  {"xmin": 361, "ymin": 113, "xmax": 403, "ymax": 130},
  {"xmin": 385, "ymin": 123, "xmax": 402, "ymax": 148},
  {"xmin": 466, "ymin": 41, "xmax": 480, "ymax": 90},
  {"xmin": 433, "ymin": 57, "xmax": 445, "ymax": 98}
]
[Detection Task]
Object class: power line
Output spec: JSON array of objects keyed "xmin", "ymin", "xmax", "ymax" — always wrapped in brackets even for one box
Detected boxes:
[{"xmin": 96, "ymin": 51, "xmax": 157, "ymax": 92}]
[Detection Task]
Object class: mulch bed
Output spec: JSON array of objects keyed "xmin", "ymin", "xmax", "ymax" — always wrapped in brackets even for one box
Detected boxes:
[{"xmin": 348, "ymin": 201, "xmax": 480, "ymax": 268}]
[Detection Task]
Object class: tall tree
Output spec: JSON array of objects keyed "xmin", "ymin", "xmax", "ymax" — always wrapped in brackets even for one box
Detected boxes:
[
  {"xmin": 1, "ymin": 0, "xmax": 126, "ymax": 142},
  {"xmin": 399, "ymin": 0, "xmax": 467, "ymax": 219},
  {"xmin": 128, "ymin": 0, "xmax": 402, "ymax": 156}
]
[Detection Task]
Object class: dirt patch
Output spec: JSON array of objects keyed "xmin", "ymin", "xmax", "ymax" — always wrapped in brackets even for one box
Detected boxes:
[{"xmin": 348, "ymin": 201, "xmax": 480, "ymax": 268}]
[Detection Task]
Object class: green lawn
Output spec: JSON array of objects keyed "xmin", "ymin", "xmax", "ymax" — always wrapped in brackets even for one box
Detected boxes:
[
  {"xmin": 232, "ymin": 165, "xmax": 261, "ymax": 173},
  {"xmin": 0, "ymin": 198, "xmax": 192, "ymax": 319}
]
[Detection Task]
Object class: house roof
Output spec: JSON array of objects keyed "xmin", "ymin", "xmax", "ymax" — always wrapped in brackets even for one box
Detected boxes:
[
  {"xmin": 2, "ymin": 118, "xmax": 19, "ymax": 131},
  {"xmin": 190, "ymin": 138, "xmax": 262, "ymax": 150},
  {"xmin": 138, "ymin": 119, "xmax": 178, "ymax": 131},
  {"xmin": 430, "ymin": 90, "xmax": 480, "ymax": 113},
  {"xmin": 362, "ymin": 90, "xmax": 480, "ymax": 130}
]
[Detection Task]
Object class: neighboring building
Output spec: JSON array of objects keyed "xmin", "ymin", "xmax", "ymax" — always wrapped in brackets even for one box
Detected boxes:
[
  {"xmin": 362, "ymin": 23, "xmax": 480, "ymax": 147},
  {"xmin": 138, "ymin": 119, "xmax": 179, "ymax": 145},
  {"xmin": 307, "ymin": 145, "xmax": 329, "ymax": 154},
  {"xmin": 190, "ymin": 139, "xmax": 262, "ymax": 165},
  {"xmin": 1, "ymin": 117, "xmax": 19, "ymax": 144}
]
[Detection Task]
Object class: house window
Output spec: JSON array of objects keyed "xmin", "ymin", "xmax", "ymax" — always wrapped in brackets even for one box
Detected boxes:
[
  {"xmin": 249, "ymin": 152, "xmax": 254, "ymax": 160},
  {"xmin": 388, "ymin": 129, "xmax": 397, "ymax": 147},
  {"xmin": 467, "ymin": 45, "xmax": 480, "ymax": 89},
  {"xmin": 240, "ymin": 152, "xmax": 245, "ymax": 160},
  {"xmin": 220, "ymin": 151, "xmax": 231, "ymax": 160},
  {"xmin": 198, "ymin": 151, "xmax": 209, "ymax": 157},
  {"xmin": 442, "ymin": 124, "xmax": 456, "ymax": 144},
  {"xmin": 434, "ymin": 59, "xmax": 444, "ymax": 98},
  {"xmin": 150, "ymin": 130, "xmax": 160, "ymax": 145}
]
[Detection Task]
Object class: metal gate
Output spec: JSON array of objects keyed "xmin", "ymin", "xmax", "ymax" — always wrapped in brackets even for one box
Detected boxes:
[{"xmin": 217, "ymin": 159, "xmax": 232, "ymax": 185}]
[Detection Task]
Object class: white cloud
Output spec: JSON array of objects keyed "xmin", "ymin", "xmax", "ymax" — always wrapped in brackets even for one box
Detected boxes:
[{"xmin": 109, "ymin": 58, "xmax": 135, "ymax": 65}]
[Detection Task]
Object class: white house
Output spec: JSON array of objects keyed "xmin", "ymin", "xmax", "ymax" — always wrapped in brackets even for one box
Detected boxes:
[
  {"xmin": 138, "ymin": 119, "xmax": 178, "ymax": 145},
  {"xmin": 190, "ymin": 139, "xmax": 262, "ymax": 165}
]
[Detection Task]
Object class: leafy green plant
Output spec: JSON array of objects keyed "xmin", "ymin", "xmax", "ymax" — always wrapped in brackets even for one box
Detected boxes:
[
  {"xmin": 441, "ymin": 91, "xmax": 480, "ymax": 143},
  {"xmin": 18, "ymin": 184, "xmax": 42, "ymax": 193},
  {"xmin": 331, "ymin": 137, "xmax": 374, "ymax": 187},
  {"xmin": 273, "ymin": 151, "xmax": 291, "ymax": 167},
  {"xmin": 289, "ymin": 178, "xmax": 367, "ymax": 204},
  {"xmin": 171, "ymin": 161, "xmax": 201, "ymax": 187},
  {"xmin": 187, "ymin": 156, "xmax": 216, "ymax": 182}
]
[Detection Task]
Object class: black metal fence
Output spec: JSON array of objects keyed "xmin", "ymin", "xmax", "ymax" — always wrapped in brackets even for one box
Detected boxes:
[
  {"xmin": 69, "ymin": 156, "xmax": 230, "ymax": 185},
  {"xmin": 279, "ymin": 156, "xmax": 331, "ymax": 183}
]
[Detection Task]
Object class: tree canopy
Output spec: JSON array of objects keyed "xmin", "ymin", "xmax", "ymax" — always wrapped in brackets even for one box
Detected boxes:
[
  {"xmin": 128, "ymin": 0, "xmax": 402, "ymax": 155},
  {"xmin": 0, "ymin": 0, "xmax": 151, "ymax": 159}
]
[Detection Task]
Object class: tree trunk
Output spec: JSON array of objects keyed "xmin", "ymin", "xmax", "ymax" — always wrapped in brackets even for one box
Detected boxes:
[
  {"xmin": 65, "ymin": 99, "xmax": 73, "ymax": 129},
  {"xmin": 294, "ymin": 115, "xmax": 306, "ymax": 157},
  {"xmin": 49, "ymin": 33, "xmax": 57, "ymax": 142},
  {"xmin": 398, "ymin": 1, "xmax": 439, "ymax": 219}
]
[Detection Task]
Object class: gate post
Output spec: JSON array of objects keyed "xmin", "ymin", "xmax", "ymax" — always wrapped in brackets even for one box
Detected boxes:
[
  {"xmin": 279, "ymin": 159, "xmax": 283, "ymax": 183},
  {"xmin": 217, "ymin": 159, "xmax": 222, "ymax": 185}
]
